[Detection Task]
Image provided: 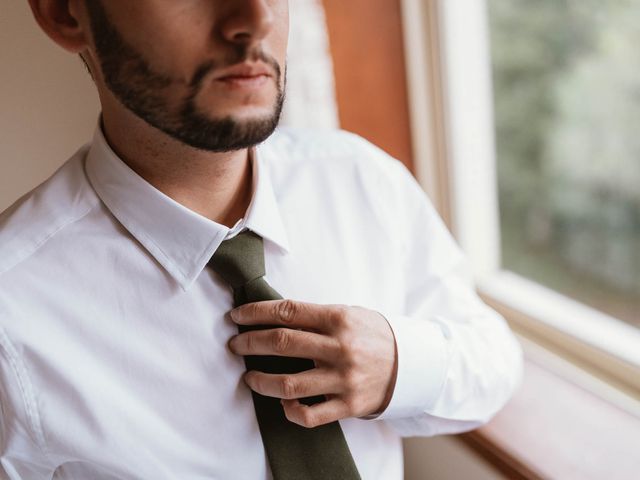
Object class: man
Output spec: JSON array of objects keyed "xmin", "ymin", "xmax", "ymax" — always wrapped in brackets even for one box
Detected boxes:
[{"xmin": 0, "ymin": 0, "xmax": 522, "ymax": 478}]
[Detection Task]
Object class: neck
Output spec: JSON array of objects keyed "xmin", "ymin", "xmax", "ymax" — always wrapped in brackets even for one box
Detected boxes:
[{"xmin": 100, "ymin": 105, "xmax": 254, "ymax": 229}]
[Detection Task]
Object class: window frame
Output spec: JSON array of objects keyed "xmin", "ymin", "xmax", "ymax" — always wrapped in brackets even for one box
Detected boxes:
[{"xmin": 400, "ymin": 0, "xmax": 640, "ymax": 395}]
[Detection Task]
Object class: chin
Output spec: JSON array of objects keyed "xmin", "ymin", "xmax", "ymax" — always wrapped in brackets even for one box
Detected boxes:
[{"xmin": 209, "ymin": 102, "xmax": 278, "ymax": 121}]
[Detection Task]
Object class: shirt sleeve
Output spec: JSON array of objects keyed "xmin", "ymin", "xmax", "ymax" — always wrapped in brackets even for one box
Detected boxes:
[
  {"xmin": 0, "ymin": 328, "xmax": 55, "ymax": 479},
  {"xmin": 357, "ymin": 143, "xmax": 524, "ymax": 437}
]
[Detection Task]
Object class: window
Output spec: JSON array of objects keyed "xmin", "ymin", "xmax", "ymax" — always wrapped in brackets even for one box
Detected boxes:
[
  {"xmin": 488, "ymin": 0, "xmax": 640, "ymax": 328},
  {"xmin": 401, "ymin": 0, "xmax": 640, "ymax": 393}
]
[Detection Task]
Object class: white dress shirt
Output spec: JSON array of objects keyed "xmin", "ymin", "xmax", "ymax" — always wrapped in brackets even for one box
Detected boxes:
[{"xmin": 0, "ymin": 124, "xmax": 523, "ymax": 479}]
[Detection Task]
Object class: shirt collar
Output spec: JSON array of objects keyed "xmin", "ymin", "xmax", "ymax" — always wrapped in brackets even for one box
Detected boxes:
[{"xmin": 85, "ymin": 122, "xmax": 290, "ymax": 291}]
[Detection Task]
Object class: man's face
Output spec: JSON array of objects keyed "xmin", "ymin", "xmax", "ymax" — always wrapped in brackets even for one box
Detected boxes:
[{"xmin": 84, "ymin": 0, "xmax": 289, "ymax": 152}]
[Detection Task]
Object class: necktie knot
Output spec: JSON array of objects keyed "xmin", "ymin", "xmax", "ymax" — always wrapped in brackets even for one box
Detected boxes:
[
  {"xmin": 209, "ymin": 230, "xmax": 265, "ymax": 289},
  {"xmin": 206, "ymin": 228, "xmax": 361, "ymax": 479}
]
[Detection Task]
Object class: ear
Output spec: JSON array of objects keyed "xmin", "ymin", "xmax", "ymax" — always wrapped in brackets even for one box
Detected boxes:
[{"xmin": 28, "ymin": 0, "xmax": 89, "ymax": 53}]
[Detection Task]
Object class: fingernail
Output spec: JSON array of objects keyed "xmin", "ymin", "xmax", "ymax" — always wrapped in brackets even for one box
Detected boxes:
[{"xmin": 229, "ymin": 309, "xmax": 238, "ymax": 322}]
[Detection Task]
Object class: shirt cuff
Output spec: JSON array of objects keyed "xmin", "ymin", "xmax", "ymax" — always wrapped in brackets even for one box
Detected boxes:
[{"xmin": 360, "ymin": 312, "xmax": 449, "ymax": 421}]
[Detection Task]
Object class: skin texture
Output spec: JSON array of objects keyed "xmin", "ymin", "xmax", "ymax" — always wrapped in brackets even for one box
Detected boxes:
[
  {"xmin": 228, "ymin": 301, "xmax": 398, "ymax": 426},
  {"xmin": 84, "ymin": 0, "xmax": 286, "ymax": 153},
  {"xmin": 28, "ymin": 0, "xmax": 398, "ymax": 427}
]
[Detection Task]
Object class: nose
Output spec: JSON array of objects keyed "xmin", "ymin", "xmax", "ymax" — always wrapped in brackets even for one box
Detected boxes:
[{"xmin": 220, "ymin": 0, "xmax": 274, "ymax": 46}]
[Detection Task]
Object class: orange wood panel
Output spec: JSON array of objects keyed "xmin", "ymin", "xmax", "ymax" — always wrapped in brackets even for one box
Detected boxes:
[{"xmin": 322, "ymin": 0, "xmax": 415, "ymax": 173}]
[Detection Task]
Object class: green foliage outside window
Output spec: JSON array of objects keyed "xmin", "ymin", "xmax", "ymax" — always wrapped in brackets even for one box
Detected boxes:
[{"xmin": 488, "ymin": 0, "xmax": 640, "ymax": 325}]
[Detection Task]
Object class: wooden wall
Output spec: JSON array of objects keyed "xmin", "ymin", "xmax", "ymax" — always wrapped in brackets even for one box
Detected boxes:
[{"xmin": 322, "ymin": 0, "xmax": 414, "ymax": 173}]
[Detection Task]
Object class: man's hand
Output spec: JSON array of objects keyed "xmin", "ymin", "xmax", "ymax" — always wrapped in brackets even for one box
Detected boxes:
[{"xmin": 227, "ymin": 300, "xmax": 398, "ymax": 428}]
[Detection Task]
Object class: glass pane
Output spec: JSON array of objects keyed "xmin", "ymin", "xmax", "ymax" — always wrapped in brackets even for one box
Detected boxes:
[{"xmin": 487, "ymin": 0, "xmax": 640, "ymax": 326}]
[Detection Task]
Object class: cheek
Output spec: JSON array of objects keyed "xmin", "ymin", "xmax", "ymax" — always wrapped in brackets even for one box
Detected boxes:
[
  {"xmin": 112, "ymin": 10, "xmax": 212, "ymax": 84},
  {"xmin": 144, "ymin": 35, "xmax": 210, "ymax": 84}
]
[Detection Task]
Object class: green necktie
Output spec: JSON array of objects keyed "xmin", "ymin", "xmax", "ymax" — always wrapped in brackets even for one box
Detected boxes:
[{"xmin": 208, "ymin": 229, "xmax": 361, "ymax": 480}]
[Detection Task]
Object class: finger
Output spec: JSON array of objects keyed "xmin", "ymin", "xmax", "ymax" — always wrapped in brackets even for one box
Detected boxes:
[
  {"xmin": 230, "ymin": 299, "xmax": 345, "ymax": 332},
  {"xmin": 281, "ymin": 397, "xmax": 351, "ymax": 428},
  {"xmin": 244, "ymin": 368, "xmax": 342, "ymax": 400},
  {"xmin": 229, "ymin": 328, "xmax": 340, "ymax": 363}
]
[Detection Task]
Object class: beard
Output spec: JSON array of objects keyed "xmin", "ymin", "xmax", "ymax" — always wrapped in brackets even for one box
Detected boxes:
[{"xmin": 84, "ymin": 0, "xmax": 285, "ymax": 152}]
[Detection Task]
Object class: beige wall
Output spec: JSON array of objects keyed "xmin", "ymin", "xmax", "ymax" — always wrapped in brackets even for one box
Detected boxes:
[{"xmin": 0, "ymin": 2, "xmax": 99, "ymax": 211}]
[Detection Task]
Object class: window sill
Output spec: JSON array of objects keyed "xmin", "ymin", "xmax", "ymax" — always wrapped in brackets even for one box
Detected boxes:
[
  {"xmin": 459, "ymin": 335, "xmax": 640, "ymax": 480},
  {"xmin": 478, "ymin": 270, "xmax": 640, "ymax": 395}
]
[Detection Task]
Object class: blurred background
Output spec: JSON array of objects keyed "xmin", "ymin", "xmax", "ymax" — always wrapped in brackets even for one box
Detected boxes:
[
  {"xmin": 2, "ymin": 1, "xmax": 639, "ymax": 479},
  {"xmin": 488, "ymin": 0, "xmax": 640, "ymax": 327}
]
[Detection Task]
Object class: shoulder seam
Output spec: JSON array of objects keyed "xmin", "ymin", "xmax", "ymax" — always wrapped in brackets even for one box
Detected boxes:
[{"xmin": 0, "ymin": 201, "xmax": 98, "ymax": 278}]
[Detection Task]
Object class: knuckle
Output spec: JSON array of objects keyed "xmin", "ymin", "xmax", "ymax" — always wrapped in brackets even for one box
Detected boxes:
[
  {"xmin": 250, "ymin": 373, "xmax": 264, "ymax": 392},
  {"xmin": 331, "ymin": 305, "xmax": 349, "ymax": 330},
  {"xmin": 272, "ymin": 329, "xmax": 291, "ymax": 354},
  {"xmin": 280, "ymin": 376, "xmax": 298, "ymax": 399},
  {"xmin": 243, "ymin": 332, "xmax": 254, "ymax": 352},
  {"xmin": 337, "ymin": 334, "xmax": 359, "ymax": 366},
  {"xmin": 275, "ymin": 300, "xmax": 297, "ymax": 325},
  {"xmin": 282, "ymin": 404, "xmax": 295, "ymax": 423},
  {"xmin": 342, "ymin": 370, "xmax": 361, "ymax": 392},
  {"xmin": 344, "ymin": 396, "xmax": 360, "ymax": 416},
  {"xmin": 299, "ymin": 408, "xmax": 317, "ymax": 428},
  {"xmin": 246, "ymin": 302, "xmax": 260, "ymax": 318},
  {"xmin": 279, "ymin": 377, "xmax": 295, "ymax": 399}
]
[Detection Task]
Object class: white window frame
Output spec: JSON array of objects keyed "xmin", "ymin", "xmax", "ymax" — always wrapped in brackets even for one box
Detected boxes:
[{"xmin": 400, "ymin": 0, "xmax": 640, "ymax": 394}]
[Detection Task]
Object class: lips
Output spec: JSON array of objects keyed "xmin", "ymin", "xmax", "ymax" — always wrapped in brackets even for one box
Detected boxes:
[{"xmin": 213, "ymin": 62, "xmax": 274, "ymax": 82}]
